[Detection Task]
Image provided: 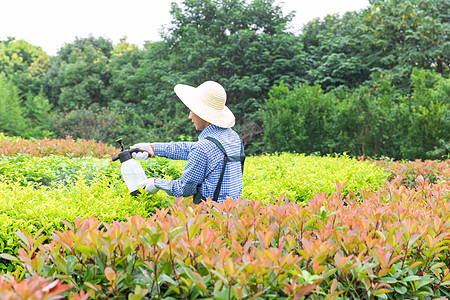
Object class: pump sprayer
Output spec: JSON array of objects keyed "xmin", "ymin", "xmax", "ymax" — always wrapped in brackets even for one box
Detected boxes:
[{"xmin": 111, "ymin": 138, "xmax": 149, "ymax": 196}]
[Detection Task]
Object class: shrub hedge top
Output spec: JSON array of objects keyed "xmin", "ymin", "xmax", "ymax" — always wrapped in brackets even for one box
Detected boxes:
[
  {"xmin": 243, "ymin": 153, "xmax": 388, "ymax": 202},
  {"xmin": 0, "ymin": 133, "xmax": 118, "ymax": 158}
]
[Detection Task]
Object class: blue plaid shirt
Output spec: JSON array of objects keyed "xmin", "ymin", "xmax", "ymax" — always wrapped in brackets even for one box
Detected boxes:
[{"xmin": 153, "ymin": 125, "xmax": 244, "ymax": 203}]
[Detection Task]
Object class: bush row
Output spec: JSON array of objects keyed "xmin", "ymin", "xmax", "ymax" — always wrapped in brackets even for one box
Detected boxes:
[
  {"xmin": 0, "ymin": 154, "xmax": 111, "ymax": 186},
  {"xmin": 0, "ymin": 154, "xmax": 180, "ymax": 273},
  {"xmin": 0, "ymin": 148, "xmax": 387, "ymax": 274},
  {"xmin": 261, "ymin": 68, "xmax": 450, "ymax": 160},
  {"xmin": 1, "ymin": 136, "xmax": 449, "ymax": 298},
  {"xmin": 0, "ymin": 133, "xmax": 118, "ymax": 158},
  {"xmin": 3, "ymin": 177, "xmax": 450, "ymax": 299},
  {"xmin": 370, "ymin": 158, "xmax": 450, "ymax": 189},
  {"xmin": 242, "ymin": 153, "xmax": 387, "ymax": 201},
  {"xmin": 0, "ymin": 174, "xmax": 168, "ymax": 274}
]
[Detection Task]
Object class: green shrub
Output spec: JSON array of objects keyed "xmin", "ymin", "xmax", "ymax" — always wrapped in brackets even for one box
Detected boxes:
[
  {"xmin": 0, "ymin": 154, "xmax": 111, "ymax": 186},
  {"xmin": 260, "ymin": 82, "xmax": 337, "ymax": 154},
  {"xmin": 0, "ymin": 155, "xmax": 179, "ymax": 274},
  {"xmin": 0, "ymin": 215, "xmax": 39, "ymax": 273},
  {"xmin": 260, "ymin": 71, "xmax": 450, "ymax": 160},
  {"xmin": 401, "ymin": 69, "xmax": 450, "ymax": 160},
  {"xmin": 243, "ymin": 153, "xmax": 388, "ymax": 202},
  {"xmin": 329, "ymin": 82, "xmax": 399, "ymax": 158},
  {"xmin": 21, "ymin": 92, "xmax": 53, "ymax": 139},
  {"xmin": 0, "ymin": 76, "xmax": 53, "ymax": 140}
]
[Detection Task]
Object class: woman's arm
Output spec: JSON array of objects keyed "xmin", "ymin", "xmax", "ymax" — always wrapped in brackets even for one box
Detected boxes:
[
  {"xmin": 154, "ymin": 145, "xmax": 208, "ymax": 197},
  {"xmin": 153, "ymin": 141, "xmax": 197, "ymax": 160}
]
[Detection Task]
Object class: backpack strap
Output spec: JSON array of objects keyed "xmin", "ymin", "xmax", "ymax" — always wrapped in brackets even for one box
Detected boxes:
[{"xmin": 205, "ymin": 136, "xmax": 245, "ymax": 202}]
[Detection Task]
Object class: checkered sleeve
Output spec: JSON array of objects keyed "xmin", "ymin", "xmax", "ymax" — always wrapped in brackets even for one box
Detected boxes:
[
  {"xmin": 153, "ymin": 142, "xmax": 196, "ymax": 160},
  {"xmin": 154, "ymin": 145, "xmax": 208, "ymax": 197}
]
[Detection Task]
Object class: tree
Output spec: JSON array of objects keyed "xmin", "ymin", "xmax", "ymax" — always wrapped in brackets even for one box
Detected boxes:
[
  {"xmin": 157, "ymin": 0, "xmax": 307, "ymax": 149},
  {"xmin": 360, "ymin": 0, "xmax": 450, "ymax": 91},
  {"xmin": 0, "ymin": 74, "xmax": 26, "ymax": 136},
  {"xmin": 260, "ymin": 82, "xmax": 337, "ymax": 154},
  {"xmin": 300, "ymin": 12, "xmax": 370, "ymax": 91},
  {"xmin": 43, "ymin": 36, "xmax": 114, "ymax": 110},
  {"xmin": 401, "ymin": 69, "xmax": 450, "ymax": 159},
  {"xmin": 106, "ymin": 39, "xmax": 144, "ymax": 104},
  {"xmin": 0, "ymin": 38, "xmax": 50, "ymax": 97}
]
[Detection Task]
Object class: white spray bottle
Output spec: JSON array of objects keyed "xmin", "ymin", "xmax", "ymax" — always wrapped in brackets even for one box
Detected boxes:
[{"xmin": 111, "ymin": 138, "xmax": 148, "ymax": 196}]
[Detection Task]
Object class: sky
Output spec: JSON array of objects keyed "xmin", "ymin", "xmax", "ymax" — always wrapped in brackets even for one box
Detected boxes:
[{"xmin": 0, "ymin": 0, "xmax": 370, "ymax": 56}]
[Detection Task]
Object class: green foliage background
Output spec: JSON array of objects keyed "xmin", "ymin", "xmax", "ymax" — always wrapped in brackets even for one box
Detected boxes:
[
  {"xmin": 0, "ymin": 0, "xmax": 449, "ymax": 158},
  {"xmin": 261, "ymin": 69, "xmax": 450, "ymax": 160}
]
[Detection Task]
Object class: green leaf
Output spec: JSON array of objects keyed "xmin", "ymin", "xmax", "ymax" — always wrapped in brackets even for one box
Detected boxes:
[
  {"xmin": 0, "ymin": 253, "xmax": 20, "ymax": 263},
  {"xmin": 430, "ymin": 262, "xmax": 445, "ymax": 270},
  {"xmin": 394, "ymin": 286, "xmax": 407, "ymax": 294},
  {"xmin": 184, "ymin": 268, "xmax": 207, "ymax": 292},
  {"xmin": 53, "ymin": 256, "xmax": 68, "ymax": 273},
  {"xmin": 306, "ymin": 225, "xmax": 320, "ymax": 231},
  {"xmin": 159, "ymin": 273, "xmax": 177, "ymax": 286},
  {"xmin": 168, "ymin": 285, "xmax": 181, "ymax": 295},
  {"xmin": 76, "ymin": 245, "xmax": 96, "ymax": 257},
  {"xmin": 401, "ymin": 275, "xmax": 421, "ymax": 282},
  {"xmin": 14, "ymin": 231, "xmax": 30, "ymax": 248},
  {"xmin": 65, "ymin": 255, "xmax": 78, "ymax": 273},
  {"xmin": 382, "ymin": 277, "xmax": 398, "ymax": 284},
  {"xmin": 416, "ymin": 278, "xmax": 434, "ymax": 290}
]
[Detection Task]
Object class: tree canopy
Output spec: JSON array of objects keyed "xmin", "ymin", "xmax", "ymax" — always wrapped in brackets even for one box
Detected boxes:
[{"xmin": 1, "ymin": 0, "xmax": 449, "ymax": 158}]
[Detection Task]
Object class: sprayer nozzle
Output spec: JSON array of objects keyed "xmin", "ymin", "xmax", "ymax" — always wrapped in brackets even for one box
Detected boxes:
[{"xmin": 115, "ymin": 138, "xmax": 126, "ymax": 151}]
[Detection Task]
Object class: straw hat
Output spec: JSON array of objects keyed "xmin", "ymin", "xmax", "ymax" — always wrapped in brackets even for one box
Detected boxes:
[{"xmin": 174, "ymin": 81, "xmax": 235, "ymax": 128}]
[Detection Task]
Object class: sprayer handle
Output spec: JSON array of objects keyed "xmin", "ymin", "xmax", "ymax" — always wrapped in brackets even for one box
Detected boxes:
[
  {"xmin": 130, "ymin": 148, "xmax": 144, "ymax": 154},
  {"xmin": 130, "ymin": 148, "xmax": 153, "ymax": 156},
  {"xmin": 130, "ymin": 148, "xmax": 153, "ymax": 161}
]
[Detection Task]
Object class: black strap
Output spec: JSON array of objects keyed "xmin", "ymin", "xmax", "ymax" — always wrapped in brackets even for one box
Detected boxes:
[{"xmin": 204, "ymin": 136, "xmax": 245, "ymax": 202}]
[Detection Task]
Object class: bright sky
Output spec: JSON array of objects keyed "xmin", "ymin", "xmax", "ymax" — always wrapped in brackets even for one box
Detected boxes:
[{"xmin": 0, "ymin": 0, "xmax": 370, "ymax": 56}]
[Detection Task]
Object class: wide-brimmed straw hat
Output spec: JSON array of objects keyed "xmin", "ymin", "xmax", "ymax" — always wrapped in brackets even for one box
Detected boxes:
[{"xmin": 174, "ymin": 81, "xmax": 235, "ymax": 128}]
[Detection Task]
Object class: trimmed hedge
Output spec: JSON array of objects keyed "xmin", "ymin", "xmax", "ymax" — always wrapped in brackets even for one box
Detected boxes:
[
  {"xmin": 1, "ymin": 136, "xmax": 449, "ymax": 298},
  {"xmin": 243, "ymin": 153, "xmax": 387, "ymax": 202},
  {"xmin": 0, "ymin": 151, "xmax": 387, "ymax": 275},
  {"xmin": 0, "ymin": 154, "xmax": 177, "ymax": 273},
  {"xmin": 5, "ymin": 178, "xmax": 450, "ymax": 299},
  {"xmin": 0, "ymin": 133, "xmax": 118, "ymax": 158}
]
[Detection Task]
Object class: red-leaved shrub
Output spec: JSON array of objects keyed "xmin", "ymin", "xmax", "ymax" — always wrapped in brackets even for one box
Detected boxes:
[
  {"xmin": 9, "ymin": 177, "xmax": 450, "ymax": 299},
  {"xmin": 0, "ymin": 135, "xmax": 118, "ymax": 158},
  {"xmin": 0, "ymin": 274, "xmax": 92, "ymax": 300}
]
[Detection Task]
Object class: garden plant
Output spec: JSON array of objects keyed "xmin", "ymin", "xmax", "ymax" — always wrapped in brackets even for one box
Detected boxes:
[{"xmin": 1, "ymin": 136, "xmax": 450, "ymax": 299}]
